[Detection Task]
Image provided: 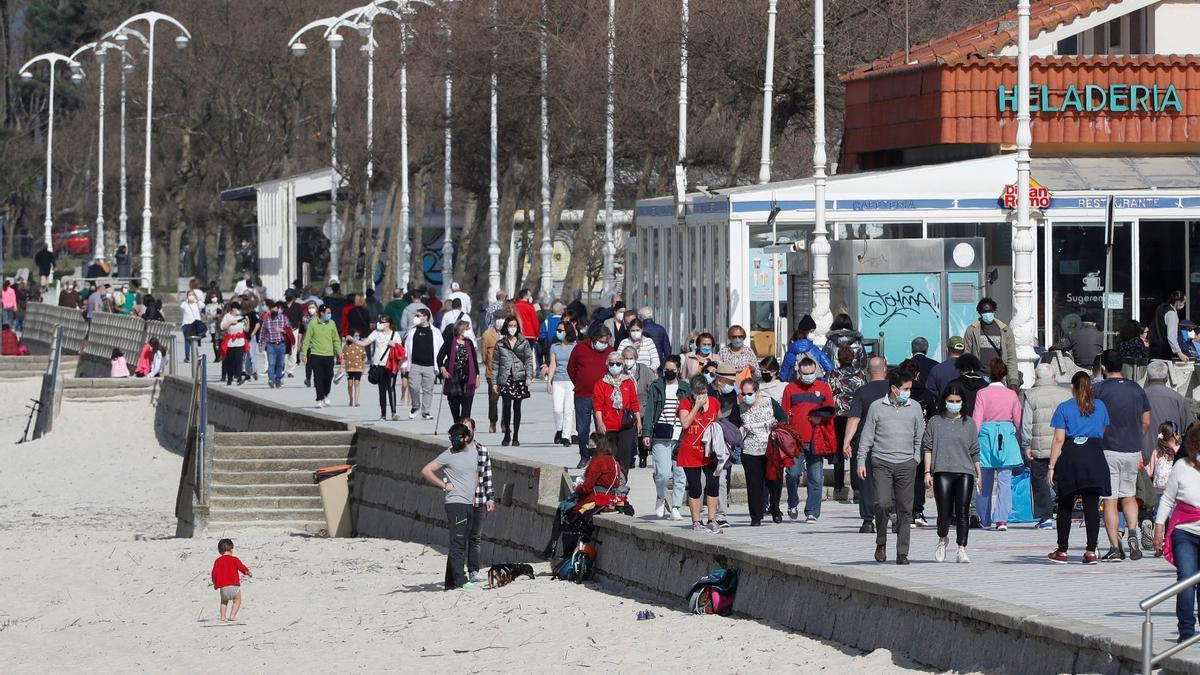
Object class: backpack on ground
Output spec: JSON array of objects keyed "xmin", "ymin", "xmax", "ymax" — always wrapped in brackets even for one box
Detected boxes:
[{"xmin": 686, "ymin": 567, "xmax": 738, "ymax": 615}]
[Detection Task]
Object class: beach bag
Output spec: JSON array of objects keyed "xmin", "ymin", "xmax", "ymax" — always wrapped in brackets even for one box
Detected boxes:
[
  {"xmin": 687, "ymin": 567, "xmax": 738, "ymax": 616},
  {"xmin": 1007, "ymin": 468, "xmax": 1035, "ymax": 523}
]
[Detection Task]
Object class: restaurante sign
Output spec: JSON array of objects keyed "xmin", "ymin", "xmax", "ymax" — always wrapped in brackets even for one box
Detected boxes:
[{"xmin": 997, "ymin": 83, "xmax": 1182, "ymax": 113}]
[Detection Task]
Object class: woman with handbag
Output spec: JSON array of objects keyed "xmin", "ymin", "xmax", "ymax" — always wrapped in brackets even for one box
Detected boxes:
[
  {"xmin": 354, "ymin": 314, "xmax": 404, "ymax": 421},
  {"xmin": 972, "ymin": 358, "xmax": 1024, "ymax": 531},
  {"xmin": 593, "ymin": 350, "xmax": 643, "ymax": 473},
  {"xmin": 438, "ymin": 320, "xmax": 480, "ymax": 424},
  {"xmin": 739, "ymin": 378, "xmax": 787, "ymax": 526},
  {"xmin": 678, "ymin": 375, "xmax": 722, "ymax": 534},
  {"xmin": 491, "ymin": 316, "xmax": 534, "ymax": 446}
]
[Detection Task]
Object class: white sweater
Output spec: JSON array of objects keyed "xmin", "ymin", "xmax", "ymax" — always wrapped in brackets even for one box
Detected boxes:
[{"xmin": 1156, "ymin": 459, "xmax": 1200, "ymax": 536}]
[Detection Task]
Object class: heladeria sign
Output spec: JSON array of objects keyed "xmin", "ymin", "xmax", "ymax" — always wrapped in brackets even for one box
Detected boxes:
[{"xmin": 997, "ymin": 83, "xmax": 1183, "ymax": 113}]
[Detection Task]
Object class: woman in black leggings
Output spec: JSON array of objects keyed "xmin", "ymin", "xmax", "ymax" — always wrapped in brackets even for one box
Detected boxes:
[
  {"xmin": 677, "ymin": 375, "xmax": 723, "ymax": 534},
  {"xmin": 922, "ymin": 383, "xmax": 981, "ymax": 564},
  {"xmin": 1046, "ymin": 372, "xmax": 1111, "ymax": 565}
]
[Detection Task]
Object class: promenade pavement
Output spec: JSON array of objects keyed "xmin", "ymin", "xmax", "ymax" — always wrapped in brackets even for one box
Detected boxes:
[{"xmin": 190, "ymin": 355, "xmax": 1196, "ymax": 657}]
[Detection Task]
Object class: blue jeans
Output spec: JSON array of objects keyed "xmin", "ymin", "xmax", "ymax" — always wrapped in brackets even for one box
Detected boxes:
[
  {"xmin": 976, "ymin": 467, "xmax": 1012, "ymax": 527},
  {"xmin": 786, "ymin": 445, "xmax": 825, "ymax": 517},
  {"xmin": 574, "ymin": 398, "xmax": 594, "ymax": 461},
  {"xmin": 651, "ymin": 439, "xmax": 686, "ymax": 508},
  {"xmin": 1173, "ymin": 528, "xmax": 1200, "ymax": 640},
  {"xmin": 265, "ymin": 342, "xmax": 286, "ymax": 385},
  {"xmin": 244, "ymin": 337, "xmax": 258, "ymax": 374}
]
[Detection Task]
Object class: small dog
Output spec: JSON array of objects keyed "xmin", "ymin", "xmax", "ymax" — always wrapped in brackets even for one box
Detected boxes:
[{"xmin": 487, "ymin": 563, "xmax": 535, "ymax": 588}]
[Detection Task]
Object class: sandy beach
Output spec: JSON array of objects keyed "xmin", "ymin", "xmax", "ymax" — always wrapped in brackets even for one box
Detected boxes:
[{"xmin": 0, "ymin": 378, "xmax": 945, "ymax": 673}]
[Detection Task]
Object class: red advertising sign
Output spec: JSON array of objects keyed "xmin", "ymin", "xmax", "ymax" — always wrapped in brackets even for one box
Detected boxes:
[{"xmin": 1002, "ymin": 178, "xmax": 1051, "ymax": 209}]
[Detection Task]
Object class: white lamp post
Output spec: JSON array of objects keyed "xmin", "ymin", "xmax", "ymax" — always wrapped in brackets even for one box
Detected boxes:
[
  {"xmin": 18, "ymin": 52, "xmax": 80, "ymax": 252},
  {"xmin": 68, "ymin": 41, "xmax": 120, "ymax": 263},
  {"xmin": 487, "ymin": 0, "xmax": 501, "ymax": 300},
  {"xmin": 758, "ymin": 0, "xmax": 777, "ymax": 184},
  {"xmin": 675, "ymin": 0, "xmax": 688, "ymax": 221},
  {"xmin": 603, "ymin": 0, "xmax": 616, "ymax": 301},
  {"xmin": 441, "ymin": 18, "xmax": 454, "ymax": 292},
  {"xmin": 113, "ymin": 11, "xmax": 191, "ymax": 290},
  {"xmin": 106, "ymin": 27, "xmax": 149, "ymax": 254},
  {"xmin": 810, "ymin": 0, "xmax": 833, "ymax": 342},
  {"xmin": 291, "ymin": 16, "xmax": 348, "ymax": 280},
  {"xmin": 538, "ymin": 0, "xmax": 552, "ymax": 300},
  {"xmin": 1012, "ymin": 0, "xmax": 1037, "ymax": 386}
]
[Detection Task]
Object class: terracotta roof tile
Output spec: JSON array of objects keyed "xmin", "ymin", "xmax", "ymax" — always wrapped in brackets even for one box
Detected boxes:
[{"xmin": 842, "ymin": 0, "xmax": 1122, "ymax": 81}]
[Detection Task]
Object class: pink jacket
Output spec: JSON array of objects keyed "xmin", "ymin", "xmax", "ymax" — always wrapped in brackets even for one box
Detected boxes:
[
  {"xmin": 1, "ymin": 287, "xmax": 16, "ymax": 310},
  {"xmin": 972, "ymin": 383, "xmax": 1023, "ymax": 443}
]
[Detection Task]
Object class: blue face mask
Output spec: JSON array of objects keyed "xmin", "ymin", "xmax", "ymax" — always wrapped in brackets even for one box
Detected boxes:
[
  {"xmin": 981, "ymin": 312, "xmax": 995, "ymax": 324},
  {"xmin": 704, "ymin": 373, "xmax": 716, "ymax": 385},
  {"xmin": 729, "ymin": 338, "xmax": 744, "ymax": 349},
  {"xmin": 608, "ymin": 364, "xmax": 624, "ymax": 376},
  {"xmin": 699, "ymin": 345, "xmax": 712, "ymax": 356},
  {"xmin": 896, "ymin": 390, "xmax": 911, "ymax": 404},
  {"xmin": 689, "ymin": 341, "xmax": 697, "ymax": 352},
  {"xmin": 555, "ymin": 330, "xmax": 565, "ymax": 340},
  {"xmin": 945, "ymin": 401, "xmax": 963, "ymax": 414},
  {"xmin": 742, "ymin": 392, "xmax": 756, "ymax": 404},
  {"xmin": 721, "ymin": 383, "xmax": 735, "ymax": 395},
  {"xmin": 800, "ymin": 373, "xmax": 817, "ymax": 385}
]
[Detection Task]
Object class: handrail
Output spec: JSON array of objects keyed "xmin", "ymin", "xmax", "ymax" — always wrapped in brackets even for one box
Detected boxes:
[
  {"xmin": 196, "ymin": 355, "xmax": 209, "ymax": 506},
  {"xmin": 1140, "ymin": 570, "xmax": 1200, "ymax": 673}
]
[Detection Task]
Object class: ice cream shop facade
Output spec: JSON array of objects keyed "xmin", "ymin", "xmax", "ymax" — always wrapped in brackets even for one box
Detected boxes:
[{"xmin": 631, "ymin": 0, "xmax": 1200, "ymax": 362}]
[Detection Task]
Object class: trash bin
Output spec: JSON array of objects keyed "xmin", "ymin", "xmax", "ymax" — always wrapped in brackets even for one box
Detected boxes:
[{"xmin": 313, "ymin": 464, "xmax": 354, "ymax": 538}]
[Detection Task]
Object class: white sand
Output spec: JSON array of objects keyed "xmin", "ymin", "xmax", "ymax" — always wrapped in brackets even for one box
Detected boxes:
[{"xmin": 0, "ymin": 379, "xmax": 941, "ymax": 673}]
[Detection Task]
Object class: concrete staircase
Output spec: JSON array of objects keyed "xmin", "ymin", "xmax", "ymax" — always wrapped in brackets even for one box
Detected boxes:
[
  {"xmin": 0, "ymin": 354, "xmax": 78, "ymax": 379},
  {"xmin": 61, "ymin": 377, "xmax": 158, "ymax": 401},
  {"xmin": 208, "ymin": 431, "xmax": 354, "ymax": 533}
]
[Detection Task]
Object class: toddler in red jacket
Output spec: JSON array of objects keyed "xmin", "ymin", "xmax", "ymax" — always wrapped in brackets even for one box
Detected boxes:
[{"xmin": 211, "ymin": 538, "xmax": 252, "ymax": 622}]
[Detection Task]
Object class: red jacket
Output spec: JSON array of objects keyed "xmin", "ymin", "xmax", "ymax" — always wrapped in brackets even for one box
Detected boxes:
[
  {"xmin": 577, "ymin": 454, "xmax": 621, "ymax": 496},
  {"xmin": 592, "ymin": 378, "xmax": 640, "ymax": 432},
  {"xmin": 515, "ymin": 300, "xmax": 539, "ymax": 339},
  {"xmin": 211, "ymin": 554, "xmax": 250, "ymax": 588},
  {"xmin": 567, "ymin": 342, "xmax": 612, "ymax": 399},
  {"xmin": 781, "ymin": 380, "xmax": 837, "ymax": 455}
]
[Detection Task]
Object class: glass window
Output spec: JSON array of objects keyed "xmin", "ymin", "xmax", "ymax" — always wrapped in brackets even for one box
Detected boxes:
[
  {"xmin": 928, "ymin": 222, "xmax": 1014, "ymax": 321},
  {"xmin": 1049, "ymin": 221, "xmax": 1131, "ymax": 345},
  {"xmin": 835, "ymin": 222, "xmax": 922, "ymax": 240}
]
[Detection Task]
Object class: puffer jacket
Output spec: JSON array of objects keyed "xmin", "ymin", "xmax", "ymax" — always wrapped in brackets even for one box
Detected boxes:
[
  {"xmin": 823, "ymin": 329, "xmax": 866, "ymax": 369},
  {"xmin": 490, "ymin": 336, "xmax": 534, "ymax": 386},
  {"xmin": 1021, "ymin": 374, "xmax": 1072, "ymax": 459},
  {"xmin": 781, "ymin": 338, "xmax": 834, "ymax": 381}
]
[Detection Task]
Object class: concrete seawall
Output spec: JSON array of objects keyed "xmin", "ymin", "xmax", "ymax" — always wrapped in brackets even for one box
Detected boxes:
[{"xmin": 150, "ymin": 377, "xmax": 1198, "ymax": 674}]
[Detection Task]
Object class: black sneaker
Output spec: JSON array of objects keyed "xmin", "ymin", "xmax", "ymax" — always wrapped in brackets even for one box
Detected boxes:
[
  {"xmin": 859, "ymin": 520, "xmax": 874, "ymax": 534},
  {"xmin": 1128, "ymin": 534, "xmax": 1143, "ymax": 561},
  {"xmin": 716, "ymin": 519, "xmax": 730, "ymax": 529},
  {"xmin": 1100, "ymin": 545, "xmax": 1126, "ymax": 562}
]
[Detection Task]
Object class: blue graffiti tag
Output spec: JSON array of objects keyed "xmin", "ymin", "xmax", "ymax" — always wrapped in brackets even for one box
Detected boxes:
[{"xmin": 861, "ymin": 285, "xmax": 940, "ymax": 327}]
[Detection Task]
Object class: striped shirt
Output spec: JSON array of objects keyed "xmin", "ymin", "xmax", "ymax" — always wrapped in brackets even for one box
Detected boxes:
[
  {"xmin": 656, "ymin": 382, "xmax": 683, "ymax": 440},
  {"xmin": 617, "ymin": 337, "xmax": 660, "ymax": 370}
]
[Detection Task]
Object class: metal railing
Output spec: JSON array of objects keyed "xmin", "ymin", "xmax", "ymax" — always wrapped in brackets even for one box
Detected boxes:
[
  {"xmin": 196, "ymin": 354, "xmax": 209, "ymax": 505},
  {"xmin": 1140, "ymin": 570, "xmax": 1200, "ymax": 673}
]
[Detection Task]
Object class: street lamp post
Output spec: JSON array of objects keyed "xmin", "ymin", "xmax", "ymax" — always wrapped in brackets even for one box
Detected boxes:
[
  {"xmin": 487, "ymin": 0, "xmax": 501, "ymax": 300},
  {"xmin": 758, "ymin": 0, "xmax": 778, "ymax": 184},
  {"xmin": 113, "ymin": 11, "xmax": 191, "ymax": 290},
  {"xmin": 603, "ymin": 0, "xmax": 616, "ymax": 303},
  {"xmin": 676, "ymin": 0, "xmax": 687, "ymax": 220},
  {"xmin": 538, "ymin": 0, "xmax": 552, "ymax": 300},
  {"xmin": 68, "ymin": 42, "xmax": 119, "ymax": 262},
  {"xmin": 1012, "ymin": 0, "xmax": 1037, "ymax": 386},
  {"xmin": 810, "ymin": 0, "xmax": 832, "ymax": 342},
  {"xmin": 441, "ymin": 18, "xmax": 454, "ymax": 292},
  {"xmin": 104, "ymin": 27, "xmax": 148, "ymax": 254},
  {"xmin": 18, "ymin": 52, "xmax": 79, "ymax": 252}
]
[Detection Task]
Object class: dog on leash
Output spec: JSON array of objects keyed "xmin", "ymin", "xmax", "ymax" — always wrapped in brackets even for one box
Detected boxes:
[{"xmin": 487, "ymin": 563, "xmax": 535, "ymax": 588}]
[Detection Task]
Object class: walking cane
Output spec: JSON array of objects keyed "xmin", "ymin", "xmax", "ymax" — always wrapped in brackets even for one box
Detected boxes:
[{"xmin": 432, "ymin": 387, "xmax": 446, "ymax": 435}]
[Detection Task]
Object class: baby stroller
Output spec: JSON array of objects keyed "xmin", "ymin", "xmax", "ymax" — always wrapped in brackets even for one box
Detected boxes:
[{"xmin": 541, "ymin": 489, "xmax": 633, "ymax": 582}]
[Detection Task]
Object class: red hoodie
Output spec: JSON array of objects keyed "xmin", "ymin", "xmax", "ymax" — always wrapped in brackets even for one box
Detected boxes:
[
  {"xmin": 781, "ymin": 379, "xmax": 837, "ymax": 455},
  {"xmin": 515, "ymin": 300, "xmax": 539, "ymax": 339},
  {"xmin": 568, "ymin": 341, "xmax": 613, "ymax": 400}
]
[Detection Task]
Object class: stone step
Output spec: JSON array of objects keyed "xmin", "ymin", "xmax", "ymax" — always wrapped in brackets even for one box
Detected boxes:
[
  {"xmin": 213, "ymin": 458, "xmax": 346, "ymax": 473},
  {"xmin": 62, "ymin": 377, "xmax": 157, "ymax": 388},
  {"xmin": 212, "ymin": 431, "xmax": 355, "ymax": 447},
  {"xmin": 207, "ymin": 520, "xmax": 323, "ymax": 533},
  {"xmin": 211, "ymin": 483, "xmax": 318, "ymax": 498},
  {"xmin": 209, "ymin": 495, "xmax": 323, "ymax": 510},
  {"xmin": 214, "ymin": 444, "xmax": 353, "ymax": 461},
  {"xmin": 0, "ymin": 372, "xmax": 44, "ymax": 379},
  {"xmin": 211, "ymin": 470, "xmax": 313, "ymax": 486},
  {"xmin": 206, "ymin": 508, "xmax": 325, "ymax": 523}
]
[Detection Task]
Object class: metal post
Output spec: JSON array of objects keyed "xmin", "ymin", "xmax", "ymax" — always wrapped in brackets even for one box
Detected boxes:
[
  {"xmin": 329, "ymin": 38, "xmax": 341, "ymax": 280},
  {"xmin": 95, "ymin": 55, "xmax": 106, "ymax": 261},
  {"xmin": 442, "ymin": 47, "xmax": 454, "ymax": 291},
  {"xmin": 1012, "ymin": 0, "xmax": 1038, "ymax": 387},
  {"xmin": 603, "ymin": 0, "xmax": 616, "ymax": 300},
  {"xmin": 538, "ymin": 0, "xmax": 553, "ymax": 300},
  {"xmin": 758, "ymin": 0, "xmax": 778, "ymax": 184},
  {"xmin": 139, "ymin": 21, "xmax": 156, "ymax": 289},
  {"xmin": 487, "ymin": 0, "xmax": 501, "ymax": 299},
  {"xmin": 1142, "ymin": 609, "xmax": 1154, "ymax": 675},
  {"xmin": 44, "ymin": 66, "xmax": 56, "ymax": 250},
  {"xmin": 366, "ymin": 31, "xmax": 375, "ymax": 231},
  {"xmin": 811, "ymin": 0, "xmax": 832, "ymax": 343},
  {"xmin": 398, "ymin": 25, "xmax": 412, "ymax": 289},
  {"xmin": 675, "ymin": 0, "xmax": 688, "ymax": 219},
  {"xmin": 119, "ymin": 52, "xmax": 128, "ymax": 248}
]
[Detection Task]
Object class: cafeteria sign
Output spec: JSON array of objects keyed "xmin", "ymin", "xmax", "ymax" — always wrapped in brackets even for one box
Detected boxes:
[{"xmin": 1001, "ymin": 178, "xmax": 1051, "ymax": 209}]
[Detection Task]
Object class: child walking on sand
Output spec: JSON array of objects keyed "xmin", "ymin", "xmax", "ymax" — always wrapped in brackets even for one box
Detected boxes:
[{"xmin": 211, "ymin": 538, "xmax": 252, "ymax": 622}]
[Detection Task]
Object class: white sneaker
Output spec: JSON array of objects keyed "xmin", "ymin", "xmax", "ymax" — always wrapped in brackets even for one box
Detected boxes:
[
  {"xmin": 655, "ymin": 501, "xmax": 666, "ymax": 519},
  {"xmin": 468, "ymin": 571, "xmax": 486, "ymax": 584},
  {"xmin": 409, "ymin": 409, "xmax": 417, "ymax": 420},
  {"xmin": 934, "ymin": 538, "xmax": 948, "ymax": 563},
  {"xmin": 320, "ymin": 399, "xmax": 329, "ymax": 408},
  {"xmin": 956, "ymin": 548, "xmax": 971, "ymax": 563},
  {"xmin": 805, "ymin": 515, "xmax": 818, "ymax": 524},
  {"xmin": 670, "ymin": 507, "xmax": 682, "ymax": 521}
]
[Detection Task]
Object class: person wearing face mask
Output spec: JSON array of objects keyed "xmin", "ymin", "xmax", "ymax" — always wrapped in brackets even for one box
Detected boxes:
[
  {"xmin": 404, "ymin": 309, "xmax": 444, "ymax": 420},
  {"xmin": 963, "ymin": 298, "xmax": 1018, "ymax": 389},
  {"xmin": 300, "ymin": 303, "xmax": 343, "ymax": 407},
  {"xmin": 740, "ymin": 378, "xmax": 789, "ymax": 526},
  {"xmin": 624, "ymin": 345, "xmax": 658, "ymax": 468},
  {"xmin": 420, "ymin": 423, "xmax": 482, "ymax": 590},
  {"xmin": 352, "ymin": 314, "xmax": 406, "ymax": 420},
  {"xmin": 180, "ymin": 289, "xmax": 206, "ymax": 364},
  {"xmin": 219, "ymin": 302, "xmax": 249, "ymax": 386},
  {"xmin": 301, "ymin": 301, "xmax": 321, "ymax": 387},
  {"xmin": 546, "ymin": 322, "xmax": 578, "ymax": 446},
  {"xmin": 1150, "ymin": 290, "xmax": 1189, "ymax": 362},
  {"xmin": 683, "ymin": 332, "xmax": 718, "ymax": 380},
  {"xmin": 593, "ymin": 351, "xmax": 643, "ymax": 473},
  {"xmin": 616, "ymin": 318, "xmax": 660, "ymax": 371},
  {"xmin": 717, "ymin": 325, "xmax": 761, "ymax": 381},
  {"xmin": 782, "ymin": 358, "xmax": 837, "ymax": 523},
  {"xmin": 491, "ymin": 316, "xmax": 534, "ymax": 445},
  {"xmin": 857, "ymin": 369, "xmax": 926, "ymax": 565},
  {"xmin": 781, "ymin": 315, "xmax": 834, "ymax": 382},
  {"xmin": 437, "ymin": 321, "xmax": 480, "ymax": 424},
  {"xmin": 758, "ymin": 356, "xmax": 787, "ymax": 404},
  {"xmin": 259, "ymin": 301, "xmax": 292, "ymax": 388},
  {"xmin": 644, "ymin": 356, "xmax": 690, "ymax": 520},
  {"xmin": 923, "ymin": 383, "xmax": 981, "ymax": 563},
  {"xmin": 971, "ymin": 359, "xmax": 1024, "ymax": 532},
  {"xmin": 481, "ymin": 312, "xmax": 506, "ymax": 433},
  {"xmin": 567, "ymin": 325, "xmax": 615, "ymax": 468}
]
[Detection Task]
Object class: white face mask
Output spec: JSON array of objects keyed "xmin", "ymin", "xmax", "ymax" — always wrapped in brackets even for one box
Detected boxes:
[
  {"xmin": 494, "ymin": 319, "xmax": 505, "ymax": 330},
  {"xmin": 629, "ymin": 330, "xmax": 643, "ymax": 341},
  {"xmin": 308, "ymin": 307, "xmax": 317, "ymax": 315},
  {"xmin": 378, "ymin": 322, "xmax": 387, "ymax": 330},
  {"xmin": 506, "ymin": 326, "xmax": 518, "ymax": 336},
  {"xmin": 624, "ymin": 358, "xmax": 636, "ymax": 370}
]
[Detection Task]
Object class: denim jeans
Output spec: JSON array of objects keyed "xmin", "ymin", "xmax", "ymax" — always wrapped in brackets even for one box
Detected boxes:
[
  {"xmin": 265, "ymin": 342, "xmax": 286, "ymax": 384},
  {"xmin": 976, "ymin": 467, "xmax": 1012, "ymax": 527},
  {"xmin": 785, "ymin": 445, "xmax": 825, "ymax": 517},
  {"xmin": 574, "ymin": 397, "xmax": 594, "ymax": 461},
  {"xmin": 651, "ymin": 439, "xmax": 686, "ymax": 509},
  {"xmin": 1173, "ymin": 528, "xmax": 1200, "ymax": 640}
]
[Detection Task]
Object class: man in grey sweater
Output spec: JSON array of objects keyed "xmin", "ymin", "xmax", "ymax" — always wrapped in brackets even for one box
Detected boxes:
[{"xmin": 857, "ymin": 369, "xmax": 926, "ymax": 565}]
